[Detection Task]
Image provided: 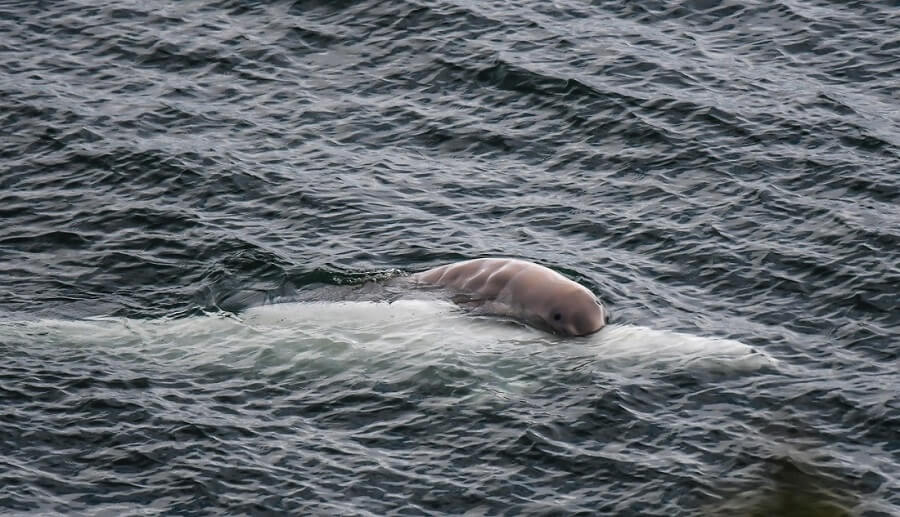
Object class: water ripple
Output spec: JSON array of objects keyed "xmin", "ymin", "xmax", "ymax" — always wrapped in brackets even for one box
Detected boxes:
[{"xmin": 1, "ymin": 0, "xmax": 898, "ymax": 514}]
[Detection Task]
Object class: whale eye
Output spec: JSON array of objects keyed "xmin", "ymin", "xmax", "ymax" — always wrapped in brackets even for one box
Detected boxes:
[{"xmin": 553, "ymin": 312, "xmax": 562, "ymax": 321}]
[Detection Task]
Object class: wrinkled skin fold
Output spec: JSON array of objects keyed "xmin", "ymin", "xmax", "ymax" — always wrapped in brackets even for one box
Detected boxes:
[{"xmin": 411, "ymin": 258, "xmax": 607, "ymax": 337}]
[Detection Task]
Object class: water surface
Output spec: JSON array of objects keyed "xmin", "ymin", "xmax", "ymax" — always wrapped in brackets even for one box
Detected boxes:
[{"xmin": 1, "ymin": 0, "xmax": 898, "ymax": 515}]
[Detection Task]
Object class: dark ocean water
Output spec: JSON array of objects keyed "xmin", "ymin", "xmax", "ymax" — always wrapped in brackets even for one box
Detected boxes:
[{"xmin": 1, "ymin": 0, "xmax": 898, "ymax": 515}]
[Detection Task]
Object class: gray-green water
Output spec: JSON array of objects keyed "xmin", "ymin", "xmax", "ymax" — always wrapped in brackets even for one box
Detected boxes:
[{"xmin": 1, "ymin": 0, "xmax": 897, "ymax": 515}]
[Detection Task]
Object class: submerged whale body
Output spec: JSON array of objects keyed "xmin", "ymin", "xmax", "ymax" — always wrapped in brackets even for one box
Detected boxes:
[
  {"xmin": 410, "ymin": 258, "xmax": 607, "ymax": 337},
  {"xmin": 1, "ymin": 299, "xmax": 774, "ymax": 373}
]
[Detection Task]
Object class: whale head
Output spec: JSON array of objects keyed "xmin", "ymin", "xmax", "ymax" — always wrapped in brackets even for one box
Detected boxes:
[
  {"xmin": 531, "ymin": 286, "xmax": 607, "ymax": 337},
  {"xmin": 413, "ymin": 258, "xmax": 608, "ymax": 338}
]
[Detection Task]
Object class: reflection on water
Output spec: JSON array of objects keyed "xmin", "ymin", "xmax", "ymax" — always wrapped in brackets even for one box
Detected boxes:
[{"xmin": 708, "ymin": 456, "xmax": 857, "ymax": 517}]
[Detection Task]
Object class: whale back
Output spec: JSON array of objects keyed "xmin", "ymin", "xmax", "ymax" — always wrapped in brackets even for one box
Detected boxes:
[{"xmin": 411, "ymin": 258, "xmax": 606, "ymax": 336}]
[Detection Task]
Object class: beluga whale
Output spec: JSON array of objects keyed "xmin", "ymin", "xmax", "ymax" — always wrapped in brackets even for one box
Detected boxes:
[{"xmin": 410, "ymin": 258, "xmax": 607, "ymax": 337}]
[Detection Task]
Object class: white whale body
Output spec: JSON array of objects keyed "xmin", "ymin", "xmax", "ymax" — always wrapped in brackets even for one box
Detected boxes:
[{"xmin": 3, "ymin": 300, "xmax": 776, "ymax": 374}]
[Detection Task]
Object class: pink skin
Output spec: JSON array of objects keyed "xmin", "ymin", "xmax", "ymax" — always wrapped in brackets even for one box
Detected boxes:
[{"xmin": 411, "ymin": 258, "xmax": 607, "ymax": 337}]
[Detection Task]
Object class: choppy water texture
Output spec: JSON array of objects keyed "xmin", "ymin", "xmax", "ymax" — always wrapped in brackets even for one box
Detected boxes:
[{"xmin": 1, "ymin": 0, "xmax": 898, "ymax": 515}]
